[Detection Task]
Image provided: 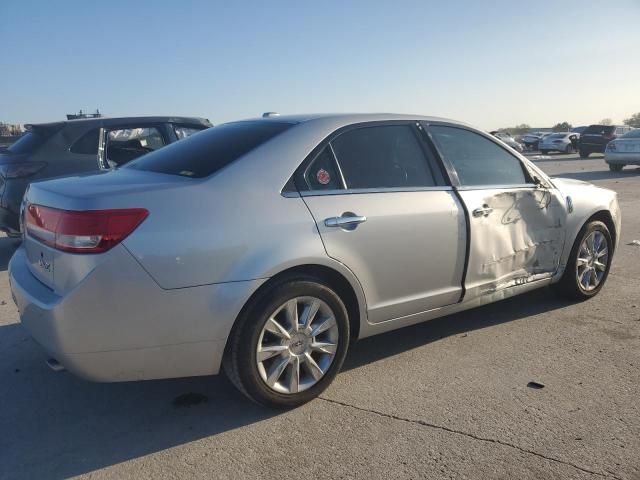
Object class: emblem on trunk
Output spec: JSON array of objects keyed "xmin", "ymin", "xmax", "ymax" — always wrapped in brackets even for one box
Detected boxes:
[{"xmin": 38, "ymin": 252, "xmax": 51, "ymax": 272}]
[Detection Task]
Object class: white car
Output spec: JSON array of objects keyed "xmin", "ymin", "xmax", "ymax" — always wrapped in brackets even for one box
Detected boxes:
[
  {"xmin": 605, "ymin": 129, "xmax": 640, "ymax": 171},
  {"xmin": 492, "ymin": 132, "xmax": 524, "ymax": 152},
  {"xmin": 539, "ymin": 132, "xmax": 580, "ymax": 154}
]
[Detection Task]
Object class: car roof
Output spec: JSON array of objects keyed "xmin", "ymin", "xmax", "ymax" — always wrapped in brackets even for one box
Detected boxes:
[
  {"xmin": 27, "ymin": 116, "xmax": 211, "ymax": 130},
  {"xmin": 225, "ymin": 112, "xmax": 472, "ymax": 129}
]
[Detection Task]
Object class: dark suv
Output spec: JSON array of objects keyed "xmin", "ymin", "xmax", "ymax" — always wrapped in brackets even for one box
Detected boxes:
[
  {"xmin": 578, "ymin": 124, "xmax": 633, "ymax": 158},
  {"xmin": 0, "ymin": 116, "xmax": 211, "ymax": 236}
]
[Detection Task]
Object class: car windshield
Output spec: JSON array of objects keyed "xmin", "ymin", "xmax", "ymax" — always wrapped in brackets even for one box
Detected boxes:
[
  {"xmin": 622, "ymin": 129, "xmax": 640, "ymax": 139},
  {"xmin": 6, "ymin": 131, "xmax": 49, "ymax": 154},
  {"xmin": 126, "ymin": 121, "xmax": 292, "ymax": 178},
  {"xmin": 584, "ymin": 125, "xmax": 615, "ymax": 135}
]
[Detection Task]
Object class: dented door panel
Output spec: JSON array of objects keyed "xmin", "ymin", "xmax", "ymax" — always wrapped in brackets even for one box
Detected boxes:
[{"xmin": 457, "ymin": 186, "xmax": 566, "ymax": 298}]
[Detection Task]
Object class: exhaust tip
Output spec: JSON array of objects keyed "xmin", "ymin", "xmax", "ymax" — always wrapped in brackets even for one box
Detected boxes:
[{"xmin": 46, "ymin": 358, "xmax": 65, "ymax": 372}]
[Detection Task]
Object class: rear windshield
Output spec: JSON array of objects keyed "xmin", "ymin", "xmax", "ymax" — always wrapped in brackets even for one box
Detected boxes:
[
  {"xmin": 7, "ymin": 131, "xmax": 49, "ymax": 154},
  {"xmin": 622, "ymin": 129, "xmax": 640, "ymax": 139},
  {"xmin": 126, "ymin": 121, "xmax": 292, "ymax": 178},
  {"xmin": 584, "ymin": 125, "xmax": 615, "ymax": 135}
]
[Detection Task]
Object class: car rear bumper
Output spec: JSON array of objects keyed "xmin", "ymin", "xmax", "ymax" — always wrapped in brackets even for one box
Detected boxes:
[
  {"xmin": 605, "ymin": 152, "xmax": 640, "ymax": 164},
  {"xmin": 9, "ymin": 245, "xmax": 265, "ymax": 382}
]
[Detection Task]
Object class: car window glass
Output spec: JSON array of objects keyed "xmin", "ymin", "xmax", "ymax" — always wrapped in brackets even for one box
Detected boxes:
[
  {"xmin": 304, "ymin": 147, "xmax": 342, "ymax": 190},
  {"xmin": 174, "ymin": 125, "xmax": 206, "ymax": 140},
  {"xmin": 429, "ymin": 126, "xmax": 528, "ymax": 186},
  {"xmin": 126, "ymin": 121, "xmax": 292, "ymax": 178},
  {"xmin": 107, "ymin": 126, "xmax": 165, "ymax": 167},
  {"xmin": 70, "ymin": 129, "xmax": 99, "ymax": 154},
  {"xmin": 331, "ymin": 125, "xmax": 436, "ymax": 189}
]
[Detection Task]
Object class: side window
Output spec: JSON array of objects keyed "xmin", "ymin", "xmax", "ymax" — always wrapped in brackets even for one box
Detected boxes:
[
  {"xmin": 70, "ymin": 129, "xmax": 99, "ymax": 155},
  {"xmin": 107, "ymin": 126, "xmax": 165, "ymax": 167},
  {"xmin": 331, "ymin": 125, "xmax": 437, "ymax": 189},
  {"xmin": 304, "ymin": 147, "xmax": 342, "ymax": 190},
  {"xmin": 174, "ymin": 125, "xmax": 206, "ymax": 140},
  {"xmin": 429, "ymin": 126, "xmax": 529, "ymax": 186}
]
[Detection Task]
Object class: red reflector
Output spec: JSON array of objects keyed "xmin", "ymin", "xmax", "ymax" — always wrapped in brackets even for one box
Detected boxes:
[{"xmin": 26, "ymin": 204, "xmax": 148, "ymax": 253}]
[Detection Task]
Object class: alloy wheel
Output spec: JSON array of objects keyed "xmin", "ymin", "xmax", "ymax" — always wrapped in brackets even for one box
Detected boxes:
[
  {"xmin": 256, "ymin": 296, "xmax": 339, "ymax": 394},
  {"xmin": 576, "ymin": 230, "xmax": 609, "ymax": 292}
]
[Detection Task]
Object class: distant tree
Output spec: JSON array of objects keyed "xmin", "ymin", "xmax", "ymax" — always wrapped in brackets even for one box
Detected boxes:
[
  {"xmin": 623, "ymin": 112, "xmax": 640, "ymax": 128},
  {"xmin": 498, "ymin": 123, "xmax": 530, "ymax": 136},
  {"xmin": 552, "ymin": 122, "xmax": 572, "ymax": 132},
  {"xmin": 599, "ymin": 118, "xmax": 613, "ymax": 125}
]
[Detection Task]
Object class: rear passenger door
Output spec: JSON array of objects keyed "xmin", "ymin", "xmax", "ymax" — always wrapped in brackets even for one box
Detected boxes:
[
  {"xmin": 298, "ymin": 122, "xmax": 467, "ymax": 324},
  {"xmin": 426, "ymin": 123, "xmax": 566, "ymax": 299}
]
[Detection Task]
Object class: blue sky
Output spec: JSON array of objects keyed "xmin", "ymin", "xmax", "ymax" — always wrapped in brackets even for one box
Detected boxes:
[{"xmin": 1, "ymin": 0, "xmax": 639, "ymax": 129}]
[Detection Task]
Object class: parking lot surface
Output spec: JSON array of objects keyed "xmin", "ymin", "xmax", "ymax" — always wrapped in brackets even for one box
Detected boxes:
[{"xmin": 1, "ymin": 153, "xmax": 639, "ymax": 480}]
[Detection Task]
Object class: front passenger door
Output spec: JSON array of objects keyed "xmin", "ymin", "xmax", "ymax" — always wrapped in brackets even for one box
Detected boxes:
[
  {"xmin": 427, "ymin": 124, "xmax": 566, "ymax": 299},
  {"xmin": 299, "ymin": 123, "xmax": 467, "ymax": 324}
]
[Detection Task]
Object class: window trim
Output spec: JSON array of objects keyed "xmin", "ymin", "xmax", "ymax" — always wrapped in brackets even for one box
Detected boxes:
[
  {"xmin": 287, "ymin": 120, "xmax": 451, "ymax": 197},
  {"xmin": 423, "ymin": 121, "xmax": 537, "ymax": 188}
]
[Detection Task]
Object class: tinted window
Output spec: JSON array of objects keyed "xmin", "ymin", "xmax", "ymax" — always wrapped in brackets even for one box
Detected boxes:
[
  {"xmin": 331, "ymin": 125, "xmax": 436, "ymax": 189},
  {"xmin": 429, "ymin": 126, "xmax": 528, "ymax": 186},
  {"xmin": 7, "ymin": 131, "xmax": 49, "ymax": 154},
  {"xmin": 126, "ymin": 121, "xmax": 292, "ymax": 178},
  {"xmin": 304, "ymin": 147, "xmax": 342, "ymax": 190},
  {"xmin": 584, "ymin": 125, "xmax": 615, "ymax": 135},
  {"xmin": 70, "ymin": 129, "xmax": 99, "ymax": 154}
]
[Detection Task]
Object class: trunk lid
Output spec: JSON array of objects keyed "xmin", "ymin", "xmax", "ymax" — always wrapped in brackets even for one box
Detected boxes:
[{"xmin": 22, "ymin": 168, "xmax": 194, "ymax": 293}]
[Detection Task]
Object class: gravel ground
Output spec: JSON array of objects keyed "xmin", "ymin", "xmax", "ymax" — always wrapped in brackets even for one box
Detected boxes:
[{"xmin": 0, "ymin": 152, "xmax": 638, "ymax": 480}]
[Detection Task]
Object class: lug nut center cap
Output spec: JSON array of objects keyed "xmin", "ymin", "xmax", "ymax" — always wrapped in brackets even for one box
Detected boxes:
[{"xmin": 289, "ymin": 333, "xmax": 309, "ymax": 355}]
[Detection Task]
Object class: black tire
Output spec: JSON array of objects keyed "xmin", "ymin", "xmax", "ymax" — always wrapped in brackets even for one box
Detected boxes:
[
  {"xmin": 540, "ymin": 150, "xmax": 549, "ymax": 155},
  {"xmin": 579, "ymin": 149, "xmax": 590, "ymax": 158},
  {"xmin": 554, "ymin": 220, "xmax": 613, "ymax": 301},
  {"xmin": 223, "ymin": 274, "xmax": 350, "ymax": 408},
  {"xmin": 608, "ymin": 163, "xmax": 623, "ymax": 172}
]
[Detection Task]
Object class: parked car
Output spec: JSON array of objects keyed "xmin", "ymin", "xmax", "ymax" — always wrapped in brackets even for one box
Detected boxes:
[
  {"xmin": 520, "ymin": 132, "xmax": 547, "ymax": 150},
  {"xmin": 10, "ymin": 114, "xmax": 620, "ymax": 408},
  {"xmin": 604, "ymin": 128, "xmax": 640, "ymax": 171},
  {"xmin": 578, "ymin": 124, "xmax": 633, "ymax": 158},
  {"xmin": 539, "ymin": 132, "xmax": 580, "ymax": 154},
  {"xmin": 491, "ymin": 131, "xmax": 524, "ymax": 152},
  {"xmin": 0, "ymin": 116, "xmax": 211, "ymax": 236}
]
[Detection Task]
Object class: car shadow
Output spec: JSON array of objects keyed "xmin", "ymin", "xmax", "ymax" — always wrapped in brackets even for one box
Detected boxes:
[
  {"xmin": 0, "ymin": 235, "xmax": 20, "ymax": 271},
  {"xmin": 1, "ymin": 286, "xmax": 571, "ymax": 479}
]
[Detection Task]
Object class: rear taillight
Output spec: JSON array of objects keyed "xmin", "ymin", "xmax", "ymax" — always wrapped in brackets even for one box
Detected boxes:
[
  {"xmin": 0, "ymin": 162, "xmax": 47, "ymax": 179},
  {"xmin": 603, "ymin": 133, "xmax": 615, "ymax": 140},
  {"xmin": 606, "ymin": 142, "xmax": 617, "ymax": 151},
  {"xmin": 25, "ymin": 204, "xmax": 148, "ymax": 253}
]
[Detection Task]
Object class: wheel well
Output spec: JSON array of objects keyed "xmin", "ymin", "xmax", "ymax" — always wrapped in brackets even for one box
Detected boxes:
[
  {"xmin": 586, "ymin": 210, "xmax": 617, "ymax": 250},
  {"xmin": 227, "ymin": 264, "xmax": 362, "ymax": 351}
]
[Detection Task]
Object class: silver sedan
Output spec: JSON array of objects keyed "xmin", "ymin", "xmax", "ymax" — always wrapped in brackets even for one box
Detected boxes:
[
  {"xmin": 539, "ymin": 132, "xmax": 580, "ymax": 154},
  {"xmin": 605, "ymin": 128, "xmax": 640, "ymax": 171},
  {"xmin": 10, "ymin": 114, "xmax": 621, "ymax": 408}
]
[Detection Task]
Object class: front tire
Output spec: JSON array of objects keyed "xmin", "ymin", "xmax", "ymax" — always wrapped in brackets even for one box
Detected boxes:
[
  {"xmin": 608, "ymin": 163, "xmax": 624, "ymax": 172},
  {"xmin": 555, "ymin": 220, "xmax": 613, "ymax": 300},
  {"xmin": 579, "ymin": 149, "xmax": 590, "ymax": 158},
  {"xmin": 224, "ymin": 275, "xmax": 350, "ymax": 408}
]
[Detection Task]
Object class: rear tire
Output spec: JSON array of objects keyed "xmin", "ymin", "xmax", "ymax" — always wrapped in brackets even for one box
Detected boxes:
[
  {"xmin": 579, "ymin": 149, "xmax": 590, "ymax": 158},
  {"xmin": 540, "ymin": 150, "xmax": 549, "ymax": 155},
  {"xmin": 554, "ymin": 220, "xmax": 612, "ymax": 301},
  {"xmin": 608, "ymin": 163, "xmax": 624, "ymax": 172},
  {"xmin": 223, "ymin": 275, "xmax": 350, "ymax": 409}
]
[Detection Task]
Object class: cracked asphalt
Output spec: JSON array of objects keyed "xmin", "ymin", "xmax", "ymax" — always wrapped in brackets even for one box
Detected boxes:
[{"xmin": 1, "ymin": 153, "xmax": 639, "ymax": 479}]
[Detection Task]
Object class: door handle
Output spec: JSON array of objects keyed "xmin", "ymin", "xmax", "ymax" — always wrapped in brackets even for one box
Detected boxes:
[
  {"xmin": 325, "ymin": 213, "xmax": 367, "ymax": 229},
  {"xmin": 472, "ymin": 205, "xmax": 493, "ymax": 217}
]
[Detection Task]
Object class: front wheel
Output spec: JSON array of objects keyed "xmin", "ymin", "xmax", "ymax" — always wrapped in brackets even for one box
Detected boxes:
[
  {"xmin": 608, "ymin": 163, "xmax": 624, "ymax": 172},
  {"xmin": 224, "ymin": 276, "xmax": 350, "ymax": 408},
  {"xmin": 579, "ymin": 149, "xmax": 590, "ymax": 158},
  {"xmin": 554, "ymin": 220, "xmax": 613, "ymax": 300}
]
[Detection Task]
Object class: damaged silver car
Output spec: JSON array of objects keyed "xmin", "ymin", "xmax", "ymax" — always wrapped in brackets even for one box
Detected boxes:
[{"xmin": 10, "ymin": 114, "xmax": 621, "ymax": 408}]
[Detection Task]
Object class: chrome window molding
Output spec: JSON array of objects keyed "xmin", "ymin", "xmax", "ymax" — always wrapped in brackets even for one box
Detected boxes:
[
  {"xmin": 454, "ymin": 183, "xmax": 538, "ymax": 191},
  {"xmin": 299, "ymin": 186, "xmax": 453, "ymax": 197}
]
